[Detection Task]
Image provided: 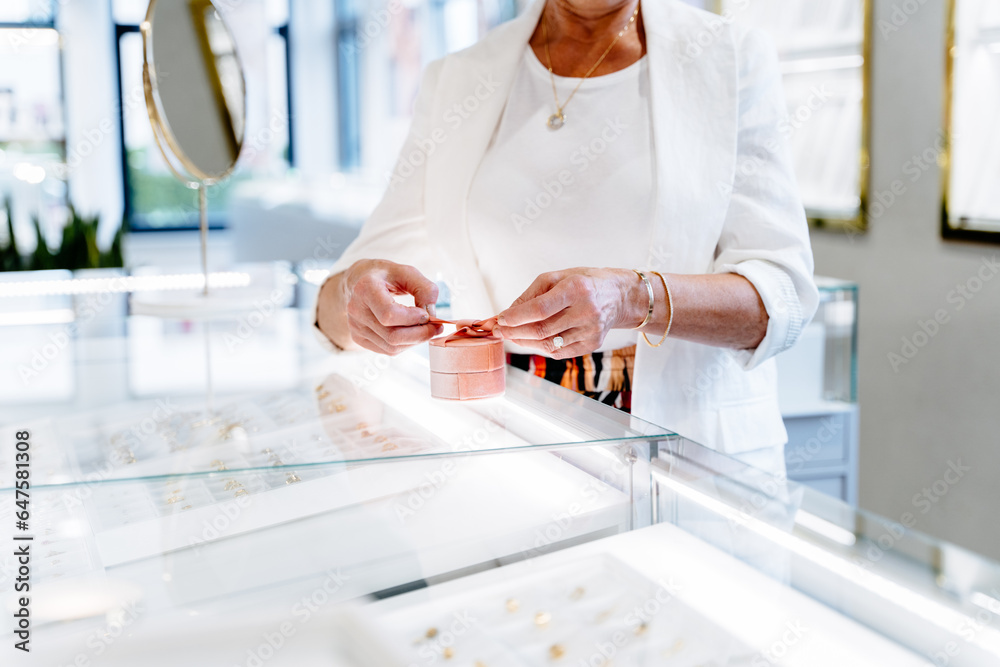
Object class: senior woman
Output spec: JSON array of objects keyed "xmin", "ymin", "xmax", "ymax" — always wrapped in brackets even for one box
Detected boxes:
[{"xmin": 315, "ymin": 0, "xmax": 818, "ymax": 475}]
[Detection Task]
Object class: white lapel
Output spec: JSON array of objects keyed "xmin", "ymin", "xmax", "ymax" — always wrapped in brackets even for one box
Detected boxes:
[
  {"xmin": 641, "ymin": 0, "xmax": 738, "ymax": 274},
  {"xmin": 425, "ymin": 0, "xmax": 739, "ymax": 315}
]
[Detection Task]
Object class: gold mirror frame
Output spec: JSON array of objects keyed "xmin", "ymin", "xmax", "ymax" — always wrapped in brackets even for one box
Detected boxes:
[
  {"xmin": 141, "ymin": 0, "xmax": 247, "ymax": 292},
  {"xmin": 712, "ymin": 0, "xmax": 872, "ymax": 234},
  {"xmin": 941, "ymin": 0, "xmax": 1000, "ymax": 243}
]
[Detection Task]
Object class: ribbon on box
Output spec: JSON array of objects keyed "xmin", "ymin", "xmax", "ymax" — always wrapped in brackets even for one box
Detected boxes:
[
  {"xmin": 427, "ymin": 317, "xmax": 500, "ymax": 345},
  {"xmin": 427, "ymin": 316, "xmax": 505, "ymax": 400}
]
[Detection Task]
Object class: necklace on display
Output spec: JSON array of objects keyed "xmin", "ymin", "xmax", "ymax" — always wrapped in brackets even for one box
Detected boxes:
[{"xmin": 542, "ymin": 2, "xmax": 640, "ymax": 130}]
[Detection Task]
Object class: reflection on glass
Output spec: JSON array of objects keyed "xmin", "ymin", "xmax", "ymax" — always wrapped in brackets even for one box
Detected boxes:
[
  {"xmin": 720, "ymin": 0, "xmax": 867, "ymax": 225},
  {"xmin": 947, "ymin": 0, "xmax": 1000, "ymax": 234}
]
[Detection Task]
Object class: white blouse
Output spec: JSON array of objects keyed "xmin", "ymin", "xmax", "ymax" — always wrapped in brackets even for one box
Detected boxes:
[{"xmin": 467, "ymin": 45, "xmax": 655, "ymax": 353}]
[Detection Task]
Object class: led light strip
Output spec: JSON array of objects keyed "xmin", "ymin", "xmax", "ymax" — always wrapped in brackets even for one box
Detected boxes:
[{"xmin": 0, "ymin": 272, "xmax": 253, "ymax": 298}]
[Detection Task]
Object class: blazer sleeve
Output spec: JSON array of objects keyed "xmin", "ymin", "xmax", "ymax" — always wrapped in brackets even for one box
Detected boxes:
[
  {"xmin": 713, "ymin": 27, "xmax": 820, "ymax": 371},
  {"xmin": 327, "ymin": 57, "xmax": 446, "ymax": 278},
  {"xmin": 311, "ymin": 58, "xmax": 446, "ymax": 349}
]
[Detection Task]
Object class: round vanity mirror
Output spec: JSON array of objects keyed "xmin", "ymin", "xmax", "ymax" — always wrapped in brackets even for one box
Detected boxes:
[
  {"xmin": 138, "ymin": 0, "xmax": 247, "ymax": 305},
  {"xmin": 142, "ymin": 0, "xmax": 245, "ymax": 183}
]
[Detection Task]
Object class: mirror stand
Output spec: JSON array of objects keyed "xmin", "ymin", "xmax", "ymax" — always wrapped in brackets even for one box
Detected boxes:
[
  {"xmin": 198, "ymin": 183, "xmax": 208, "ymax": 297},
  {"xmin": 131, "ymin": 0, "xmax": 260, "ymax": 320}
]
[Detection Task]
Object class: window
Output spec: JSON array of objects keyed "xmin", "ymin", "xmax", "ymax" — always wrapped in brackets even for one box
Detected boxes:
[
  {"xmin": 0, "ymin": 0, "xmax": 68, "ymax": 253},
  {"xmin": 334, "ymin": 0, "xmax": 518, "ymax": 176},
  {"xmin": 114, "ymin": 0, "xmax": 293, "ymax": 231}
]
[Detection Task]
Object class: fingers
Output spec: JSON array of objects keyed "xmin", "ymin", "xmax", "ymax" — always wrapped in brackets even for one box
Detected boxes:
[
  {"xmin": 498, "ymin": 276, "xmax": 572, "ymax": 329},
  {"xmin": 350, "ymin": 319, "xmax": 443, "ymax": 356},
  {"xmin": 387, "ymin": 263, "xmax": 439, "ymax": 310},
  {"xmin": 507, "ymin": 327, "xmax": 589, "ymax": 359},
  {"xmin": 346, "ymin": 261, "xmax": 443, "ymax": 354},
  {"xmin": 351, "ymin": 264, "xmax": 435, "ymax": 327},
  {"xmin": 497, "ymin": 308, "xmax": 574, "ymax": 342},
  {"xmin": 506, "ymin": 271, "xmax": 562, "ymax": 310}
]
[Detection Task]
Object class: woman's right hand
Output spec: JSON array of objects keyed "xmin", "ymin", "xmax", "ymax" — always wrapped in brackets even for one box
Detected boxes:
[{"xmin": 342, "ymin": 259, "xmax": 443, "ymax": 355}]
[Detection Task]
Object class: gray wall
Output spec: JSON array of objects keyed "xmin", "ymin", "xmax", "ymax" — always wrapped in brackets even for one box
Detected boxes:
[{"xmin": 811, "ymin": 0, "xmax": 1000, "ymax": 559}]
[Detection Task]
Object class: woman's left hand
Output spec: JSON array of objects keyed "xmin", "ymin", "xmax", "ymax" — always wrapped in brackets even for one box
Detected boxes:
[{"xmin": 496, "ymin": 268, "xmax": 642, "ymax": 358}]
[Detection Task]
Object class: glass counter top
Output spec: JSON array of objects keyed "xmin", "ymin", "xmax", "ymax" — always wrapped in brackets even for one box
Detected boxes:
[{"xmin": 0, "ymin": 346, "xmax": 672, "ymax": 491}]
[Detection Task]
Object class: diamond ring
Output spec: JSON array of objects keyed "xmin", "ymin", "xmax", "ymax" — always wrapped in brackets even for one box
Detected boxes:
[{"xmin": 552, "ymin": 336, "xmax": 565, "ymax": 350}]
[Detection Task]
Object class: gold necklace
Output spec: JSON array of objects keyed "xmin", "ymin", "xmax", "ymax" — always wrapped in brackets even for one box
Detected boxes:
[{"xmin": 542, "ymin": 2, "xmax": 640, "ymax": 130}]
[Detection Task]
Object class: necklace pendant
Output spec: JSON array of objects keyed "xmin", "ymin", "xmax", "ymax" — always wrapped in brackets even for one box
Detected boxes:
[{"xmin": 546, "ymin": 112, "xmax": 565, "ymax": 130}]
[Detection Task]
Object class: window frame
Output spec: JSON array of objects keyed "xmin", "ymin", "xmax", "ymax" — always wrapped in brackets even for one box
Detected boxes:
[{"xmin": 114, "ymin": 16, "xmax": 295, "ymax": 233}]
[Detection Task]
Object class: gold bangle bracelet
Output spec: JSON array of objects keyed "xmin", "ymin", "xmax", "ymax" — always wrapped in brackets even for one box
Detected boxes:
[
  {"xmin": 641, "ymin": 271, "xmax": 673, "ymax": 348},
  {"xmin": 632, "ymin": 270, "xmax": 654, "ymax": 330}
]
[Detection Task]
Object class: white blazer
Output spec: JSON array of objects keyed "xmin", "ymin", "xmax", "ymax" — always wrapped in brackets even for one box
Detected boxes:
[{"xmin": 327, "ymin": 0, "xmax": 819, "ymax": 455}]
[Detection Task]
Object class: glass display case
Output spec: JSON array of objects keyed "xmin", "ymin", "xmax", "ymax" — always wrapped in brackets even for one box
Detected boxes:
[
  {"xmin": 778, "ymin": 277, "xmax": 859, "ymax": 504},
  {"xmin": 715, "ymin": 0, "xmax": 871, "ymax": 232},
  {"xmin": 1, "ymin": 266, "xmax": 995, "ymax": 667},
  {"xmin": 943, "ymin": 0, "xmax": 1000, "ymax": 241}
]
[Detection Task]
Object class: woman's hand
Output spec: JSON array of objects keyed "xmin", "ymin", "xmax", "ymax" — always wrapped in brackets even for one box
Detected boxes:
[
  {"xmin": 340, "ymin": 259, "xmax": 443, "ymax": 355},
  {"xmin": 496, "ymin": 268, "xmax": 646, "ymax": 358}
]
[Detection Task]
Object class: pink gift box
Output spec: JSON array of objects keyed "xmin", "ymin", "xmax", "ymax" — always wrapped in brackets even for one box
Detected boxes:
[{"xmin": 428, "ymin": 319, "xmax": 505, "ymax": 400}]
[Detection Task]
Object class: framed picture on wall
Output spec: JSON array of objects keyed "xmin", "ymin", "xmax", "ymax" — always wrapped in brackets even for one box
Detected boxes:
[{"xmin": 942, "ymin": 0, "xmax": 1000, "ymax": 241}]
